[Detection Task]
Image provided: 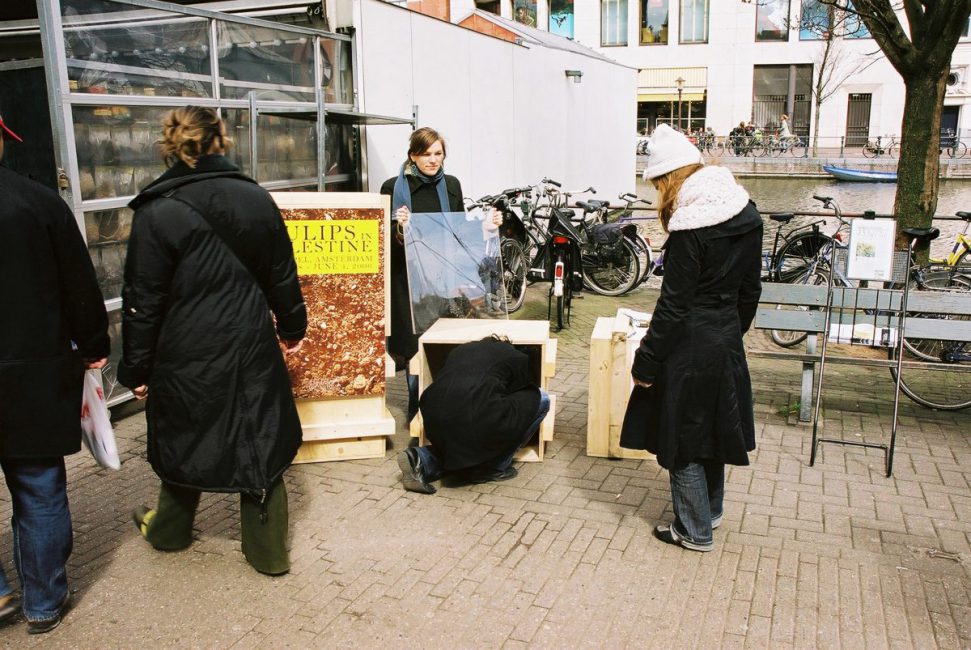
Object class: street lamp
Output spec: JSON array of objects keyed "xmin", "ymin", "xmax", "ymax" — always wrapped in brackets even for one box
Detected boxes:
[{"xmin": 675, "ymin": 77, "xmax": 685, "ymax": 131}]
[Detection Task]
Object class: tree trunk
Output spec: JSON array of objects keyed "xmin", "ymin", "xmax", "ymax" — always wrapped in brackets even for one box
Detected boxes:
[
  {"xmin": 893, "ymin": 67, "xmax": 948, "ymax": 255},
  {"xmin": 812, "ymin": 96, "xmax": 822, "ymax": 157}
]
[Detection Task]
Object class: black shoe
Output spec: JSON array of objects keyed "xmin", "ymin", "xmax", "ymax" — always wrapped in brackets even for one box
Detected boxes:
[
  {"xmin": 398, "ymin": 448, "xmax": 436, "ymax": 494},
  {"xmin": 0, "ymin": 594, "xmax": 20, "ymax": 625},
  {"xmin": 467, "ymin": 466, "xmax": 518, "ymax": 485},
  {"xmin": 26, "ymin": 592, "xmax": 69, "ymax": 635}
]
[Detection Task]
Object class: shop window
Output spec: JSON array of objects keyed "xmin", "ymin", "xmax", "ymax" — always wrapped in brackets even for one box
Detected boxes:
[
  {"xmin": 756, "ymin": 0, "xmax": 790, "ymax": 41},
  {"xmin": 843, "ymin": 1, "xmax": 870, "ymax": 39},
  {"xmin": 216, "ymin": 21, "xmax": 315, "ymax": 102},
  {"xmin": 679, "ymin": 0, "xmax": 707, "ymax": 43},
  {"xmin": 640, "ymin": 0, "xmax": 668, "ymax": 45},
  {"xmin": 60, "ymin": 0, "xmax": 212, "ymax": 97},
  {"xmin": 549, "ymin": 0, "xmax": 575, "ymax": 38},
  {"xmin": 799, "ymin": 0, "xmax": 828, "ymax": 40}
]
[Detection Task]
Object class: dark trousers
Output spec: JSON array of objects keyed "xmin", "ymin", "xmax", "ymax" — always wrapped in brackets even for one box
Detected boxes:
[{"xmin": 144, "ymin": 479, "xmax": 290, "ymax": 575}]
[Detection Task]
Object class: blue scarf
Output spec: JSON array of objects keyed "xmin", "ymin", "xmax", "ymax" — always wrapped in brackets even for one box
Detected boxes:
[{"xmin": 392, "ymin": 161, "xmax": 451, "ymax": 214}]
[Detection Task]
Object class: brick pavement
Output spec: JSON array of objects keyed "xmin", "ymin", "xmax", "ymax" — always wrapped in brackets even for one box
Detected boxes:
[{"xmin": 1, "ymin": 285, "xmax": 970, "ymax": 648}]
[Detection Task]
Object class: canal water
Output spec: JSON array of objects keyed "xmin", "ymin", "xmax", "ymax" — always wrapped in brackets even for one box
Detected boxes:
[{"xmin": 633, "ymin": 177, "xmax": 971, "ymax": 258}]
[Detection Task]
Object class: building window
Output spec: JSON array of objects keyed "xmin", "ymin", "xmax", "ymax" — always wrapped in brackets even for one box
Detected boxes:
[
  {"xmin": 799, "ymin": 0, "xmax": 827, "ymax": 40},
  {"xmin": 843, "ymin": 1, "xmax": 870, "ymax": 39},
  {"xmin": 756, "ymin": 0, "xmax": 790, "ymax": 41},
  {"xmin": 602, "ymin": 0, "xmax": 628, "ymax": 46},
  {"xmin": 680, "ymin": 0, "xmax": 708, "ymax": 43},
  {"xmin": 753, "ymin": 63, "xmax": 812, "ymax": 136},
  {"xmin": 549, "ymin": 0, "xmax": 575, "ymax": 38},
  {"xmin": 514, "ymin": 0, "xmax": 538, "ymax": 27},
  {"xmin": 640, "ymin": 0, "xmax": 668, "ymax": 45}
]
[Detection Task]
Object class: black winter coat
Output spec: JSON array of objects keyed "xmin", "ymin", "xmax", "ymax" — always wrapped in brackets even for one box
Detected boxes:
[
  {"xmin": 379, "ymin": 173, "xmax": 464, "ymax": 364},
  {"xmin": 120, "ymin": 156, "xmax": 307, "ymax": 496},
  {"xmin": 0, "ymin": 167, "xmax": 109, "ymax": 457},
  {"xmin": 419, "ymin": 340, "xmax": 540, "ymax": 471},
  {"xmin": 620, "ymin": 201, "xmax": 762, "ymax": 469}
]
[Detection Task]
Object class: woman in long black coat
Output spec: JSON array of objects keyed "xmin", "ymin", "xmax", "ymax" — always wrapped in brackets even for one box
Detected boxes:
[
  {"xmin": 621, "ymin": 124, "xmax": 762, "ymax": 552},
  {"xmin": 119, "ymin": 106, "xmax": 306, "ymax": 575}
]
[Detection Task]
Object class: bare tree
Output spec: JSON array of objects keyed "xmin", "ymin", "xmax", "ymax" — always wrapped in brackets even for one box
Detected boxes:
[
  {"xmin": 820, "ymin": 0, "xmax": 971, "ymax": 246},
  {"xmin": 795, "ymin": 3, "xmax": 879, "ymax": 156}
]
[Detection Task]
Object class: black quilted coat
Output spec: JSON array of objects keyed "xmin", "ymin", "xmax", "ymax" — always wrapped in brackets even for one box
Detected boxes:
[
  {"xmin": 0, "ymin": 167, "xmax": 109, "ymax": 457},
  {"xmin": 119, "ymin": 156, "xmax": 306, "ymax": 497},
  {"xmin": 620, "ymin": 202, "xmax": 762, "ymax": 469}
]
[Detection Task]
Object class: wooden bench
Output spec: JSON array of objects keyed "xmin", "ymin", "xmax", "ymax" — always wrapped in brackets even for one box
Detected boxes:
[{"xmin": 752, "ymin": 281, "xmax": 971, "ymax": 474}]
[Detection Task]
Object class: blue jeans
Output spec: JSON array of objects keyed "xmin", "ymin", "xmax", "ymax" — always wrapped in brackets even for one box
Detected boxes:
[
  {"xmin": 669, "ymin": 460, "xmax": 724, "ymax": 547},
  {"xmin": 416, "ymin": 389, "xmax": 551, "ymax": 478},
  {"xmin": 0, "ymin": 458, "xmax": 72, "ymax": 622}
]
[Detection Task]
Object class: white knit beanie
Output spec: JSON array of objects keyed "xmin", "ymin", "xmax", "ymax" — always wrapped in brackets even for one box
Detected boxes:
[{"xmin": 641, "ymin": 124, "xmax": 703, "ymax": 180}]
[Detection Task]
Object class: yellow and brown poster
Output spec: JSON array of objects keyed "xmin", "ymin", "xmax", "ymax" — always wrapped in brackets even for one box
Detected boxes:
[{"xmin": 271, "ymin": 193, "xmax": 390, "ymax": 401}]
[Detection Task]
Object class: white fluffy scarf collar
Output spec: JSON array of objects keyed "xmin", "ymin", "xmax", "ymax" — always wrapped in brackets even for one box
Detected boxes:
[{"xmin": 668, "ymin": 166, "xmax": 750, "ymax": 232}]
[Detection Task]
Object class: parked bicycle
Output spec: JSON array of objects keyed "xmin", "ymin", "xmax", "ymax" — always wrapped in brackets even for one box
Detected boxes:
[
  {"xmin": 940, "ymin": 128, "xmax": 967, "ymax": 159},
  {"xmin": 694, "ymin": 131, "xmax": 724, "ymax": 157},
  {"xmin": 761, "ymin": 134, "xmax": 807, "ymax": 158},
  {"xmin": 862, "ymin": 135, "xmax": 898, "ymax": 158}
]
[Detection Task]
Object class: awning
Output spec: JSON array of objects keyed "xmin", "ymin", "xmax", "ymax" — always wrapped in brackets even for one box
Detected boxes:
[{"xmin": 638, "ymin": 92, "xmax": 706, "ymax": 102}]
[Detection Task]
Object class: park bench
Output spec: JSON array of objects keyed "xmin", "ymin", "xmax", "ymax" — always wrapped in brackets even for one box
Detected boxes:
[{"xmin": 751, "ymin": 280, "xmax": 971, "ymax": 475}]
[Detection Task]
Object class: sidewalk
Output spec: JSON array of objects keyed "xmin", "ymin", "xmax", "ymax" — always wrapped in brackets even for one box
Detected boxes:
[{"xmin": 2, "ymin": 286, "xmax": 970, "ymax": 648}]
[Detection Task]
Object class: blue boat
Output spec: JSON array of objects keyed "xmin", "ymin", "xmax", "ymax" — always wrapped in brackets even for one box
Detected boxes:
[{"xmin": 822, "ymin": 165, "xmax": 898, "ymax": 182}]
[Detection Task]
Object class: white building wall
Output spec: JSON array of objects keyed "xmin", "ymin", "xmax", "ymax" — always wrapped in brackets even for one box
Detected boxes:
[
  {"xmin": 522, "ymin": 1, "xmax": 971, "ymax": 140},
  {"xmin": 355, "ymin": 0, "xmax": 637, "ymax": 198}
]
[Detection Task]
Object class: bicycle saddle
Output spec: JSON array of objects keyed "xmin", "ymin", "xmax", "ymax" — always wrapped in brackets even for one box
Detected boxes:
[
  {"xmin": 769, "ymin": 212, "xmax": 796, "ymax": 223},
  {"xmin": 957, "ymin": 211, "xmax": 971, "ymax": 222},
  {"xmin": 902, "ymin": 227, "xmax": 939, "ymax": 241},
  {"xmin": 576, "ymin": 200, "xmax": 607, "ymax": 214}
]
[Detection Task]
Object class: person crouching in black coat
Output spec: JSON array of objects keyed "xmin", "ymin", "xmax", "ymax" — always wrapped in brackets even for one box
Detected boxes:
[{"xmin": 398, "ymin": 337, "xmax": 550, "ymax": 494}]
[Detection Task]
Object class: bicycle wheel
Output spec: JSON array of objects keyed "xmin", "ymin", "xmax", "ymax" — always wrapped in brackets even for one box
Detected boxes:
[
  {"xmin": 902, "ymin": 270, "xmax": 971, "ymax": 361},
  {"xmin": 499, "ymin": 237, "xmax": 528, "ymax": 313},
  {"xmin": 773, "ymin": 230, "xmax": 834, "ymax": 283},
  {"xmin": 862, "ymin": 144, "xmax": 876, "ymax": 158},
  {"xmin": 888, "ymin": 143, "xmax": 899, "ymax": 158},
  {"xmin": 789, "ymin": 138, "xmax": 806, "ymax": 157},
  {"xmin": 768, "ymin": 269, "xmax": 830, "ymax": 347},
  {"xmin": 952, "ymin": 141, "xmax": 968, "ymax": 159},
  {"xmin": 630, "ymin": 233, "xmax": 654, "ymax": 285},
  {"xmin": 889, "ymin": 270, "xmax": 971, "ymax": 409},
  {"xmin": 582, "ymin": 238, "xmax": 640, "ymax": 296}
]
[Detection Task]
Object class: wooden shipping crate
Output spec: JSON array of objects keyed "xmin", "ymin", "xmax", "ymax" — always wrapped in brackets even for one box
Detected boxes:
[
  {"xmin": 587, "ymin": 315, "xmax": 651, "ymax": 460},
  {"xmin": 409, "ymin": 319, "xmax": 557, "ymax": 462}
]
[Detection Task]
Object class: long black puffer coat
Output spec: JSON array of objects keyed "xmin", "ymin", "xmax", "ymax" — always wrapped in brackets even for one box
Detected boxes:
[
  {"xmin": 119, "ymin": 155, "xmax": 306, "ymax": 497},
  {"xmin": 0, "ymin": 167, "xmax": 109, "ymax": 457},
  {"xmin": 379, "ymin": 172, "xmax": 464, "ymax": 365},
  {"xmin": 419, "ymin": 339, "xmax": 540, "ymax": 471},
  {"xmin": 620, "ymin": 189, "xmax": 762, "ymax": 470}
]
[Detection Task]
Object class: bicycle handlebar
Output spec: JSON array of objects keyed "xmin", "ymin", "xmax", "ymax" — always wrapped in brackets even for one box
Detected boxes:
[{"xmin": 542, "ymin": 177, "xmax": 562, "ymax": 188}]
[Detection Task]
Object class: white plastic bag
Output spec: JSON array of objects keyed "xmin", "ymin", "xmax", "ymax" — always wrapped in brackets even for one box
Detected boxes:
[{"xmin": 80, "ymin": 370, "xmax": 120, "ymax": 470}]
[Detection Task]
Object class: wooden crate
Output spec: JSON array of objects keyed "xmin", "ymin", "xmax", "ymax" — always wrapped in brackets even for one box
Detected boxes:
[
  {"xmin": 409, "ymin": 319, "xmax": 557, "ymax": 462},
  {"xmin": 587, "ymin": 315, "xmax": 651, "ymax": 460}
]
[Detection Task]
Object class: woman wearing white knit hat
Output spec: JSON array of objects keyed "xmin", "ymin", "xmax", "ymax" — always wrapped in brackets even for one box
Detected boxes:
[{"xmin": 622, "ymin": 123, "xmax": 762, "ymax": 552}]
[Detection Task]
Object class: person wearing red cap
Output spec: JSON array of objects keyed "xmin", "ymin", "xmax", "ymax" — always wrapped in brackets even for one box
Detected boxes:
[{"xmin": 0, "ymin": 109, "xmax": 110, "ymax": 632}]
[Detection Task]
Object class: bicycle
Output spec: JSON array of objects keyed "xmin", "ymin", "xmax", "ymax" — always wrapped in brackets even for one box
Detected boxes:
[
  {"xmin": 888, "ymin": 227, "xmax": 971, "ymax": 410},
  {"xmin": 571, "ymin": 198, "xmax": 641, "ymax": 296},
  {"xmin": 862, "ymin": 135, "xmax": 898, "ymax": 158},
  {"xmin": 468, "ymin": 188, "xmax": 534, "ymax": 313},
  {"xmin": 694, "ymin": 132, "xmax": 724, "ymax": 157},
  {"xmin": 529, "ymin": 178, "xmax": 586, "ymax": 330},
  {"xmin": 763, "ymin": 134, "xmax": 806, "ymax": 158},
  {"xmin": 940, "ymin": 128, "xmax": 967, "ymax": 159},
  {"xmin": 600, "ymin": 192, "xmax": 656, "ymax": 286}
]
